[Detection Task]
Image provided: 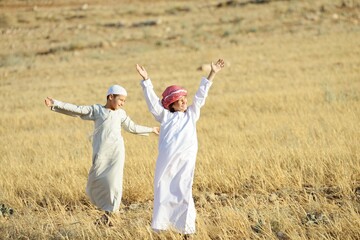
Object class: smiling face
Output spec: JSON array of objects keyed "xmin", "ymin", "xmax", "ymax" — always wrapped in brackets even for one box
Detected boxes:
[
  {"xmin": 106, "ymin": 94, "xmax": 126, "ymax": 110},
  {"xmin": 170, "ymin": 95, "xmax": 188, "ymax": 112}
]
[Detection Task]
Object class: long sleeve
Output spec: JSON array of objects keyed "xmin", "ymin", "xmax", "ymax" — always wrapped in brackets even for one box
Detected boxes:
[
  {"xmin": 121, "ymin": 115, "xmax": 153, "ymax": 135},
  {"xmin": 140, "ymin": 79, "xmax": 166, "ymax": 123},
  {"xmin": 51, "ymin": 99, "xmax": 95, "ymax": 120},
  {"xmin": 188, "ymin": 77, "xmax": 213, "ymax": 121}
]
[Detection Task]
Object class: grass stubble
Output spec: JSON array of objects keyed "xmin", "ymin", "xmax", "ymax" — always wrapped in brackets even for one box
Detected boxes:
[{"xmin": 0, "ymin": 0, "xmax": 359, "ymax": 239}]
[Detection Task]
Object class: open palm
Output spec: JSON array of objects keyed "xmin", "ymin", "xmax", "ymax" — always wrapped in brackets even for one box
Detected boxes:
[
  {"xmin": 136, "ymin": 64, "xmax": 148, "ymax": 80},
  {"xmin": 211, "ymin": 59, "xmax": 225, "ymax": 73}
]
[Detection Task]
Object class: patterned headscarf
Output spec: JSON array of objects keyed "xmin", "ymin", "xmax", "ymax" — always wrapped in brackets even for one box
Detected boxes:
[{"xmin": 161, "ymin": 85, "xmax": 187, "ymax": 110}]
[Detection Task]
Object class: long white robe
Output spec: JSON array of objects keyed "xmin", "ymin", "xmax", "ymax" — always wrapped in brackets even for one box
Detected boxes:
[
  {"xmin": 51, "ymin": 100, "xmax": 153, "ymax": 212},
  {"xmin": 141, "ymin": 77, "xmax": 212, "ymax": 234}
]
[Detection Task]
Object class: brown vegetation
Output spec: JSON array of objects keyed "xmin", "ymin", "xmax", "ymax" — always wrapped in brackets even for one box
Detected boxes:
[{"xmin": 0, "ymin": 0, "xmax": 359, "ymax": 239}]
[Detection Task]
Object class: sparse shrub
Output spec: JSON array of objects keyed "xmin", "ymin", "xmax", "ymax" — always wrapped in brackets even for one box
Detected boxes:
[
  {"xmin": 0, "ymin": 13, "xmax": 17, "ymax": 28},
  {"xmin": 0, "ymin": 203, "xmax": 14, "ymax": 218}
]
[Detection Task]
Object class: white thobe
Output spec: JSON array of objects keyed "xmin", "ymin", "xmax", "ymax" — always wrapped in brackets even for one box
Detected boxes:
[
  {"xmin": 141, "ymin": 77, "xmax": 212, "ymax": 234},
  {"xmin": 51, "ymin": 100, "xmax": 153, "ymax": 212}
]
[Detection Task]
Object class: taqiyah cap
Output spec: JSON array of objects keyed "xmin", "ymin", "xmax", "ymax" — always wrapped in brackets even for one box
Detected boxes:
[{"xmin": 107, "ymin": 85, "xmax": 127, "ymax": 96}]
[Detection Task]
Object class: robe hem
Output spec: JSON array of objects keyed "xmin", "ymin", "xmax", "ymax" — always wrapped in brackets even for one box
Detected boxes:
[{"xmin": 151, "ymin": 222, "xmax": 195, "ymax": 234}]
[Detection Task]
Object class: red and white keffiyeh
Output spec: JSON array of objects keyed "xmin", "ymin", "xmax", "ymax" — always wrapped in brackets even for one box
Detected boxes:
[{"xmin": 161, "ymin": 85, "xmax": 187, "ymax": 110}]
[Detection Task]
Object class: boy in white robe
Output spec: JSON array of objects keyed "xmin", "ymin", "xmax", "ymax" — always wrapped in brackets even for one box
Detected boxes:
[
  {"xmin": 136, "ymin": 59, "xmax": 225, "ymax": 235},
  {"xmin": 44, "ymin": 85, "xmax": 159, "ymax": 225}
]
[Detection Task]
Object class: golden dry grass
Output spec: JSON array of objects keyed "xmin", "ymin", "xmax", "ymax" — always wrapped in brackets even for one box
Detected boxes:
[{"xmin": 0, "ymin": 0, "xmax": 360, "ymax": 239}]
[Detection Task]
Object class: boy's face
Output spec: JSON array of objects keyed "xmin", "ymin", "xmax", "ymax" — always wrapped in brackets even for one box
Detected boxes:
[
  {"xmin": 172, "ymin": 96, "xmax": 187, "ymax": 112},
  {"xmin": 108, "ymin": 94, "xmax": 126, "ymax": 110}
]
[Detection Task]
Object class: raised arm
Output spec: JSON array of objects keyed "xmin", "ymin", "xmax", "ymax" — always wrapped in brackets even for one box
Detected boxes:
[
  {"xmin": 136, "ymin": 64, "xmax": 166, "ymax": 123},
  {"xmin": 189, "ymin": 59, "xmax": 225, "ymax": 120}
]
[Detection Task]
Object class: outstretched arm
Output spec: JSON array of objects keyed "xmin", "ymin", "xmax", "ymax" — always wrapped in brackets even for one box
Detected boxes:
[
  {"xmin": 121, "ymin": 115, "xmax": 160, "ymax": 135},
  {"xmin": 44, "ymin": 96, "xmax": 94, "ymax": 119},
  {"xmin": 207, "ymin": 59, "xmax": 225, "ymax": 81}
]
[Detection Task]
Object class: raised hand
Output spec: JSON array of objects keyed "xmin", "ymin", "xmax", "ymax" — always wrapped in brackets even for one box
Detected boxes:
[
  {"xmin": 44, "ymin": 97, "xmax": 54, "ymax": 107},
  {"xmin": 211, "ymin": 59, "xmax": 225, "ymax": 73},
  {"xmin": 136, "ymin": 64, "xmax": 149, "ymax": 80},
  {"xmin": 207, "ymin": 59, "xmax": 225, "ymax": 81}
]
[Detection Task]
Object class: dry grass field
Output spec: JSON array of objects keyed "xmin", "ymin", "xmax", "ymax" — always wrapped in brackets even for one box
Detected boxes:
[{"xmin": 1, "ymin": 0, "xmax": 360, "ymax": 239}]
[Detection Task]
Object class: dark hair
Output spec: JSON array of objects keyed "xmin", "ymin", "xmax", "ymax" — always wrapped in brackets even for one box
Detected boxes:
[
  {"xmin": 107, "ymin": 94, "xmax": 119, "ymax": 100},
  {"xmin": 169, "ymin": 102, "xmax": 175, "ymax": 113}
]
